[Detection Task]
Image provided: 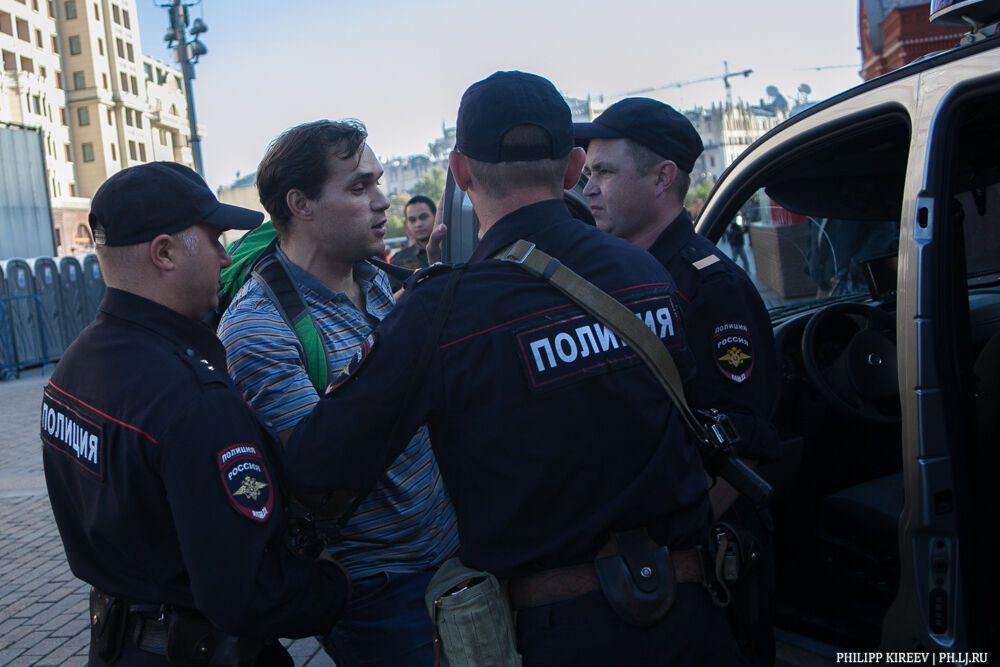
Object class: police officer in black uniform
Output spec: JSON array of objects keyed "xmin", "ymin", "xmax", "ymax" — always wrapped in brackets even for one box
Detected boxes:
[
  {"xmin": 281, "ymin": 71, "xmax": 745, "ymax": 665},
  {"xmin": 41, "ymin": 162, "xmax": 350, "ymax": 666},
  {"xmin": 576, "ymin": 98, "xmax": 780, "ymax": 666}
]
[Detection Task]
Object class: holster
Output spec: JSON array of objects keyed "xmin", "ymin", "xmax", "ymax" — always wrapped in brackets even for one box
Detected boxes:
[
  {"xmin": 594, "ymin": 528, "xmax": 677, "ymax": 627},
  {"xmin": 90, "ymin": 588, "xmax": 129, "ymax": 663},
  {"xmin": 165, "ymin": 608, "xmax": 216, "ymax": 665}
]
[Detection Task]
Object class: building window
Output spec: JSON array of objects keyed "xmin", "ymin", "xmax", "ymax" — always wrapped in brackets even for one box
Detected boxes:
[
  {"xmin": 2, "ymin": 50, "xmax": 15, "ymax": 72},
  {"xmin": 111, "ymin": 4, "xmax": 119, "ymax": 23},
  {"xmin": 31, "ymin": 95, "xmax": 41, "ymax": 114},
  {"xmin": 130, "ymin": 76, "xmax": 137, "ymax": 94},
  {"xmin": 16, "ymin": 17, "xmax": 29, "ymax": 41},
  {"xmin": 51, "ymin": 34, "xmax": 58, "ymax": 52},
  {"xmin": 128, "ymin": 140, "xmax": 136, "ymax": 160},
  {"xmin": 77, "ymin": 106, "xmax": 89, "ymax": 126},
  {"xmin": 101, "ymin": 72, "xmax": 107, "ymax": 89},
  {"xmin": 126, "ymin": 42, "xmax": 133, "ymax": 62},
  {"xmin": 124, "ymin": 108, "xmax": 132, "ymax": 126},
  {"xmin": 72, "ymin": 70, "xmax": 84, "ymax": 89},
  {"xmin": 93, "ymin": 3, "xmax": 98, "ymax": 20},
  {"xmin": 110, "ymin": 143, "xmax": 116, "ymax": 160},
  {"xmin": 60, "ymin": 107, "xmax": 67, "ymax": 125},
  {"xmin": 68, "ymin": 35, "xmax": 81, "ymax": 55},
  {"xmin": 134, "ymin": 111, "xmax": 141, "ymax": 128},
  {"xmin": 39, "ymin": 65, "xmax": 46, "ymax": 78},
  {"xmin": 115, "ymin": 38, "xmax": 123, "ymax": 58},
  {"xmin": 138, "ymin": 143, "xmax": 146, "ymax": 161},
  {"xmin": 81, "ymin": 142, "xmax": 94, "ymax": 162},
  {"xmin": 64, "ymin": 0, "xmax": 76, "ymax": 19},
  {"xmin": 97, "ymin": 38, "xmax": 103, "ymax": 55},
  {"xmin": 69, "ymin": 183, "xmax": 76, "ymax": 197},
  {"xmin": 34, "ymin": 28, "xmax": 42, "ymax": 47},
  {"xmin": 48, "ymin": 0, "xmax": 54, "ymax": 18},
  {"xmin": 143, "ymin": 63, "xmax": 152, "ymax": 81},
  {"xmin": 32, "ymin": 0, "xmax": 38, "ymax": 11},
  {"xmin": 119, "ymin": 71, "xmax": 127, "ymax": 90},
  {"xmin": 20, "ymin": 56, "xmax": 34, "ymax": 73},
  {"xmin": 107, "ymin": 108, "xmax": 112, "ymax": 124},
  {"xmin": 0, "ymin": 11, "xmax": 11, "ymax": 36},
  {"xmin": 121, "ymin": 8, "xmax": 129, "ymax": 28}
]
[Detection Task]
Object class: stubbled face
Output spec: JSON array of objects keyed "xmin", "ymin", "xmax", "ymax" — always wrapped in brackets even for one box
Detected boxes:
[
  {"xmin": 582, "ymin": 138, "xmax": 659, "ymax": 246},
  {"xmin": 404, "ymin": 202, "xmax": 435, "ymax": 246},
  {"xmin": 177, "ymin": 223, "xmax": 231, "ymax": 318},
  {"xmin": 303, "ymin": 144, "xmax": 390, "ymax": 263}
]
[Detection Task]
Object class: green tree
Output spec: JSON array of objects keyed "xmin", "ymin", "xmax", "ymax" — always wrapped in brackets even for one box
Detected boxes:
[
  {"xmin": 684, "ymin": 177, "xmax": 716, "ymax": 217},
  {"xmin": 411, "ymin": 166, "xmax": 446, "ymax": 203}
]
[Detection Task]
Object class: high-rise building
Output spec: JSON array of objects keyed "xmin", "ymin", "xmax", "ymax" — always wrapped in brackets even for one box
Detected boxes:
[{"xmin": 1, "ymin": 0, "xmax": 195, "ymax": 255}]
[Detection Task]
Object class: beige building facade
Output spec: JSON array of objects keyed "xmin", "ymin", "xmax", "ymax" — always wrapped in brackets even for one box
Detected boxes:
[{"xmin": 1, "ymin": 0, "xmax": 195, "ymax": 255}]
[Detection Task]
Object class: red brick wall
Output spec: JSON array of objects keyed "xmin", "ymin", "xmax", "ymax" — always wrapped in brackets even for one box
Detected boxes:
[{"xmin": 861, "ymin": 2, "xmax": 967, "ymax": 80}]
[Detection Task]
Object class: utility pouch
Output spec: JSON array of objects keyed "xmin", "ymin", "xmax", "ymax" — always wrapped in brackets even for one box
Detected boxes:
[
  {"xmin": 425, "ymin": 558, "xmax": 522, "ymax": 667},
  {"xmin": 594, "ymin": 528, "xmax": 677, "ymax": 627},
  {"xmin": 166, "ymin": 608, "xmax": 217, "ymax": 666},
  {"xmin": 90, "ymin": 588, "xmax": 129, "ymax": 663},
  {"xmin": 712, "ymin": 522, "xmax": 757, "ymax": 584}
]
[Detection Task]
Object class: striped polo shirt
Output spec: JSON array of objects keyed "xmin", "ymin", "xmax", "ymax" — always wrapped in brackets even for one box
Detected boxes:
[{"xmin": 218, "ymin": 248, "xmax": 458, "ymax": 579}]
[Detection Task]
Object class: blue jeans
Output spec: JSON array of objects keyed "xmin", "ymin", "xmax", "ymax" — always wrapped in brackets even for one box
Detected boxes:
[{"xmin": 321, "ymin": 568, "xmax": 436, "ymax": 667}]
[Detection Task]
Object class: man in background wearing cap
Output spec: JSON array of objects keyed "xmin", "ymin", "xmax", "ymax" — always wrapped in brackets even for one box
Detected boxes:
[
  {"xmin": 280, "ymin": 72, "xmax": 745, "ymax": 664},
  {"xmin": 219, "ymin": 120, "xmax": 458, "ymax": 667},
  {"xmin": 576, "ymin": 98, "xmax": 780, "ymax": 666},
  {"xmin": 41, "ymin": 162, "xmax": 350, "ymax": 666}
]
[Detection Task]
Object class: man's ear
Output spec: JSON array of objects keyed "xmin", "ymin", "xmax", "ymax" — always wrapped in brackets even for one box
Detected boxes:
[
  {"xmin": 562, "ymin": 147, "xmax": 586, "ymax": 189},
  {"xmin": 148, "ymin": 234, "xmax": 177, "ymax": 271},
  {"xmin": 449, "ymin": 151, "xmax": 472, "ymax": 192},
  {"xmin": 653, "ymin": 160, "xmax": 679, "ymax": 198},
  {"xmin": 286, "ymin": 189, "xmax": 312, "ymax": 220}
]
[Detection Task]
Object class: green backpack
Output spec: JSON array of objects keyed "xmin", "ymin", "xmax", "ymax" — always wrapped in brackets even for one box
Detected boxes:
[{"xmin": 218, "ymin": 221, "xmax": 414, "ymax": 392}]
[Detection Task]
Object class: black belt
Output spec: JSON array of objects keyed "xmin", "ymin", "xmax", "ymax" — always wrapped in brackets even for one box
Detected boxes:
[{"xmin": 90, "ymin": 591, "xmax": 262, "ymax": 665}]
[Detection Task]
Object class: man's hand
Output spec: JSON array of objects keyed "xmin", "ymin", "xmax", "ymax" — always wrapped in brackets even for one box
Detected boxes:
[{"xmin": 426, "ymin": 224, "xmax": 448, "ymax": 265}]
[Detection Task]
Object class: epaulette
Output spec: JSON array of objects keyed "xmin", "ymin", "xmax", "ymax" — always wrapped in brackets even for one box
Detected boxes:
[
  {"xmin": 403, "ymin": 262, "xmax": 461, "ymax": 292},
  {"xmin": 176, "ymin": 346, "xmax": 231, "ymax": 389},
  {"xmin": 679, "ymin": 245, "xmax": 727, "ymax": 277}
]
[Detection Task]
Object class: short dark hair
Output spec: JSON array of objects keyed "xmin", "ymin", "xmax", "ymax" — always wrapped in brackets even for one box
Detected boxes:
[
  {"xmin": 404, "ymin": 195, "xmax": 437, "ymax": 217},
  {"xmin": 625, "ymin": 138, "xmax": 691, "ymax": 201},
  {"xmin": 256, "ymin": 119, "xmax": 367, "ymax": 233},
  {"xmin": 466, "ymin": 125, "xmax": 568, "ymax": 198}
]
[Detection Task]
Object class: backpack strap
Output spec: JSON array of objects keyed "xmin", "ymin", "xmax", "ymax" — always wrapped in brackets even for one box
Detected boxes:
[
  {"xmin": 368, "ymin": 257, "xmax": 417, "ymax": 284},
  {"xmin": 251, "ymin": 253, "xmax": 330, "ymax": 393}
]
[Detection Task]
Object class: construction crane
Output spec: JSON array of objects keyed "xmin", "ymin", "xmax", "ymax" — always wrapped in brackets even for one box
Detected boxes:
[
  {"xmin": 612, "ymin": 61, "xmax": 753, "ymax": 107},
  {"xmin": 793, "ymin": 64, "xmax": 857, "ymax": 71}
]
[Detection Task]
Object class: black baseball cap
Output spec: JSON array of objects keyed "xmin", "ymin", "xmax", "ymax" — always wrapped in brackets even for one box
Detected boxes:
[
  {"xmin": 89, "ymin": 161, "xmax": 263, "ymax": 246},
  {"xmin": 574, "ymin": 98, "xmax": 704, "ymax": 173},
  {"xmin": 456, "ymin": 71, "xmax": 573, "ymax": 163}
]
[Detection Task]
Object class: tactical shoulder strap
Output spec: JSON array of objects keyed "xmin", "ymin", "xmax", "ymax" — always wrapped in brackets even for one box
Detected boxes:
[
  {"xmin": 251, "ymin": 254, "xmax": 330, "ymax": 392},
  {"xmin": 495, "ymin": 240, "xmax": 772, "ymax": 506}
]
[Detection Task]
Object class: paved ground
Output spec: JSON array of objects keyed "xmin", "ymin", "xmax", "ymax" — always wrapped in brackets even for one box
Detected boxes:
[{"xmin": 0, "ymin": 369, "xmax": 334, "ymax": 666}]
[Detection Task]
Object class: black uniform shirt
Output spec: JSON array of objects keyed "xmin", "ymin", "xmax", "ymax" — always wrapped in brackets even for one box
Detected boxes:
[
  {"xmin": 41, "ymin": 288, "xmax": 346, "ymax": 638},
  {"xmin": 285, "ymin": 199, "xmax": 711, "ymax": 578},
  {"xmin": 649, "ymin": 210, "xmax": 780, "ymax": 462}
]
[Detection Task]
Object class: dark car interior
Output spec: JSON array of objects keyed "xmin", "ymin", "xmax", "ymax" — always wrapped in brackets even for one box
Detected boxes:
[{"xmin": 702, "ymin": 93, "xmax": 1000, "ymax": 650}]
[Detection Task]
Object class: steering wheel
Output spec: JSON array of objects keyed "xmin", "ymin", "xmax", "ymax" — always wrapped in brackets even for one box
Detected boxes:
[{"xmin": 801, "ymin": 303, "xmax": 900, "ymax": 423}]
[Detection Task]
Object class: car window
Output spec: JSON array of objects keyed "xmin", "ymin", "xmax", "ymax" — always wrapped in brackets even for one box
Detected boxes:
[{"xmin": 710, "ymin": 115, "xmax": 910, "ymax": 313}]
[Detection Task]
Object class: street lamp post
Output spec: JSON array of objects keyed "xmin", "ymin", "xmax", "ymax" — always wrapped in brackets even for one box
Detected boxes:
[{"xmin": 158, "ymin": 0, "xmax": 208, "ymax": 178}]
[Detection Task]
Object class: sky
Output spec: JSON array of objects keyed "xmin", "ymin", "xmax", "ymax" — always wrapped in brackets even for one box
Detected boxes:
[{"xmin": 137, "ymin": 0, "xmax": 865, "ymax": 190}]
